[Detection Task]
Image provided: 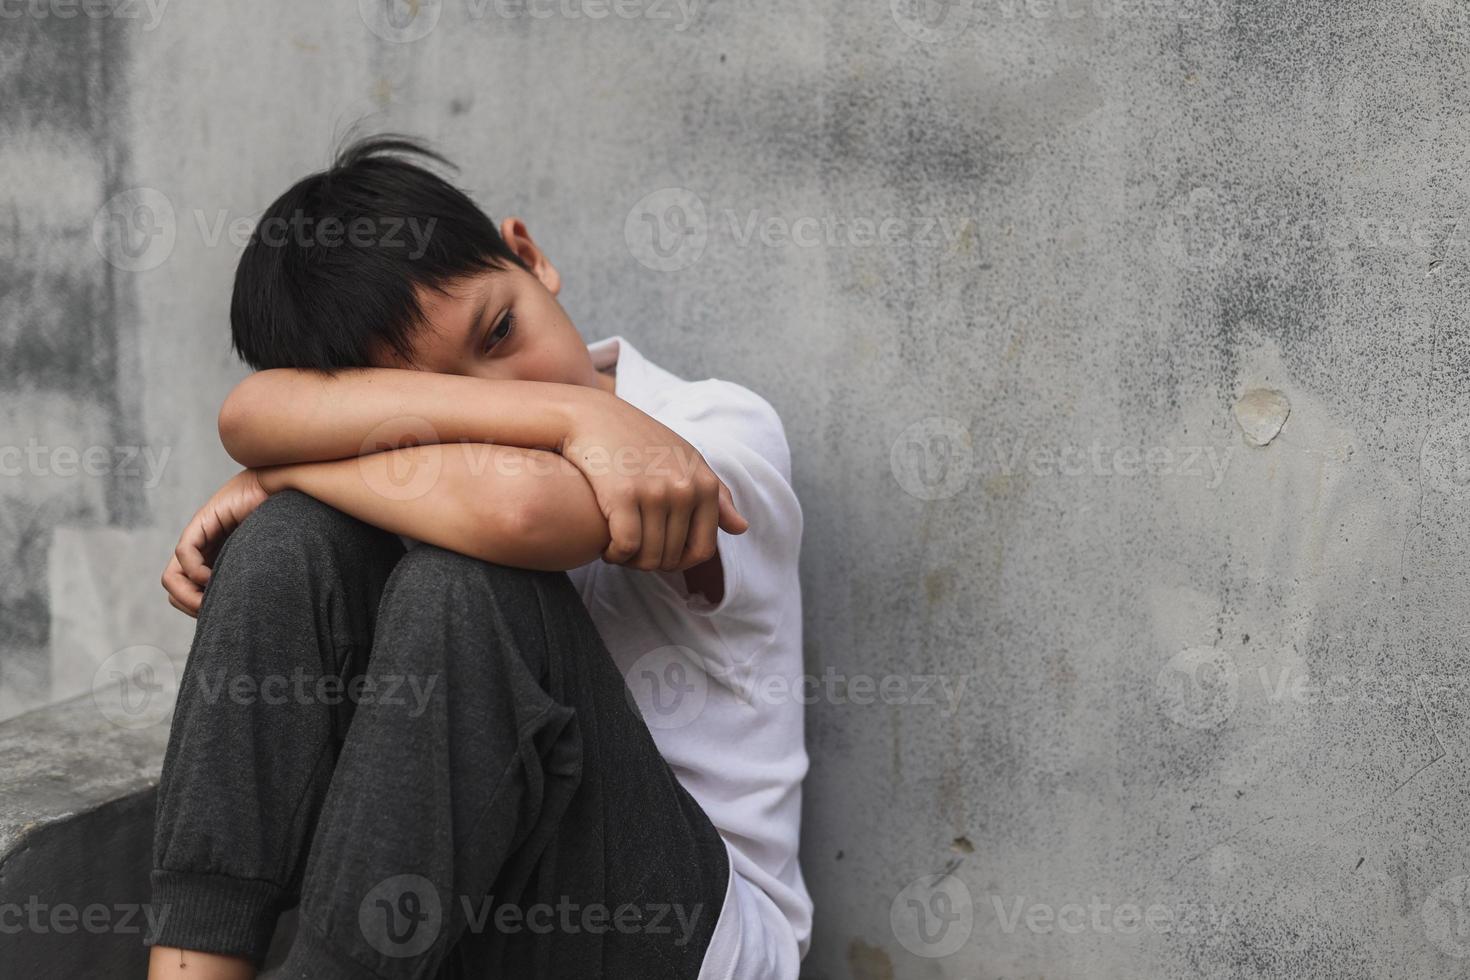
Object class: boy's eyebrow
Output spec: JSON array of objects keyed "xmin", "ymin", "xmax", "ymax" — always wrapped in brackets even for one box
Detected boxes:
[
  {"xmin": 466, "ymin": 299, "xmax": 489, "ymax": 347},
  {"xmin": 464, "ymin": 278, "xmax": 502, "ymax": 348}
]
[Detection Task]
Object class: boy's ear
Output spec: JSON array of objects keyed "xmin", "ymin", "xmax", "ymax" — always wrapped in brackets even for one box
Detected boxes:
[{"xmin": 499, "ymin": 217, "xmax": 561, "ymax": 296}]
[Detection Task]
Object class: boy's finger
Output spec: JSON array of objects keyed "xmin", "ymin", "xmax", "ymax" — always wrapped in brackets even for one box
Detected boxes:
[
  {"xmin": 176, "ymin": 517, "xmax": 213, "ymax": 587},
  {"xmin": 602, "ymin": 502, "xmax": 641, "ymax": 565},
  {"xmin": 161, "ymin": 556, "xmax": 186, "ymax": 596},
  {"xmin": 716, "ymin": 485, "xmax": 749, "ymax": 534},
  {"xmin": 661, "ymin": 500, "xmax": 694, "ymax": 571},
  {"xmin": 679, "ymin": 495, "xmax": 719, "ymax": 570},
  {"xmin": 168, "ymin": 593, "xmax": 199, "ymax": 619},
  {"xmin": 162, "ymin": 563, "xmax": 201, "ymax": 617},
  {"xmin": 633, "ymin": 500, "xmax": 667, "ymax": 571}
]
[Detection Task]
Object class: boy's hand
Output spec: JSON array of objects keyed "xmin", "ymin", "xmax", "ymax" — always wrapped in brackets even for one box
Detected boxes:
[
  {"xmin": 562, "ymin": 392, "xmax": 748, "ymax": 571},
  {"xmin": 161, "ymin": 469, "xmax": 270, "ymax": 617}
]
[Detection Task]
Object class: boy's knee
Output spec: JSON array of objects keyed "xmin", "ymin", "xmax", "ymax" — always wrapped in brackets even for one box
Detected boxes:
[
  {"xmin": 382, "ymin": 547, "xmax": 582, "ymax": 651},
  {"xmin": 378, "ymin": 548, "xmax": 559, "ymax": 679},
  {"xmin": 235, "ymin": 489, "xmax": 360, "ymax": 546},
  {"xmin": 219, "ymin": 490, "xmax": 396, "ymax": 575},
  {"xmin": 384, "ymin": 545, "xmax": 544, "ymax": 609}
]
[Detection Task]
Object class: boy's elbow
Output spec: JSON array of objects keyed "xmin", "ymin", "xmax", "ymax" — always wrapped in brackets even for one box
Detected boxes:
[
  {"xmin": 467, "ymin": 477, "xmax": 607, "ymax": 572},
  {"xmin": 217, "ymin": 373, "xmax": 277, "ymax": 466},
  {"xmin": 217, "ymin": 389, "xmax": 253, "ymax": 464},
  {"xmin": 460, "ymin": 495, "xmax": 552, "ymax": 569}
]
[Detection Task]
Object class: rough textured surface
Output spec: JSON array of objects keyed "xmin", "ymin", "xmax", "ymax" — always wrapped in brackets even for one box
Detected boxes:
[
  {"xmin": 0, "ymin": 683, "xmax": 173, "ymax": 977},
  {"xmin": 0, "ymin": 789, "xmax": 159, "ymax": 978},
  {"xmin": 3, "ymin": 1, "xmax": 1469, "ymax": 976},
  {"xmin": 0, "ymin": 665, "xmax": 174, "ymax": 857}
]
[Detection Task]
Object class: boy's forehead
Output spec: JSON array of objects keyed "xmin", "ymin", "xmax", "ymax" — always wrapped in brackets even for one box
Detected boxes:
[
  {"xmin": 391, "ymin": 273, "xmax": 499, "ymax": 371},
  {"xmin": 416, "ymin": 272, "xmax": 497, "ymax": 327}
]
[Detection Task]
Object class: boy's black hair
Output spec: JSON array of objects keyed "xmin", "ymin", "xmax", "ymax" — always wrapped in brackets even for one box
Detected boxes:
[{"xmin": 230, "ymin": 135, "xmax": 523, "ymax": 371}]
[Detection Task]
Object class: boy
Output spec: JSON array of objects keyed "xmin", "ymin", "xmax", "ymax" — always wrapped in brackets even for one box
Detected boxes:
[{"xmin": 148, "ymin": 137, "xmax": 810, "ymax": 980}]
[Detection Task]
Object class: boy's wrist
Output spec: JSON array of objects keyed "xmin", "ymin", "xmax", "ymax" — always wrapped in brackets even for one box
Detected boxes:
[
  {"xmin": 549, "ymin": 383, "xmax": 614, "ymax": 453},
  {"xmin": 255, "ymin": 464, "xmax": 293, "ymax": 495}
]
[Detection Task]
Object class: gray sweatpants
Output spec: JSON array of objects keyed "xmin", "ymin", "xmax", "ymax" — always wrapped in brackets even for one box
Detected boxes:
[{"xmin": 148, "ymin": 490, "xmax": 728, "ymax": 979}]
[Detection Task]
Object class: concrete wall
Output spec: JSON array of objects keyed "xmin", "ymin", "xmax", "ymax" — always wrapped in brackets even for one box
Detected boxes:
[{"xmin": 4, "ymin": 0, "xmax": 1470, "ymax": 976}]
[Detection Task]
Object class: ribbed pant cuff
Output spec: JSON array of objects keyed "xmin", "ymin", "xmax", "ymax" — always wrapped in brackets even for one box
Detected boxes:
[
  {"xmin": 148, "ymin": 869, "xmax": 284, "ymax": 964},
  {"xmin": 277, "ymin": 917, "xmax": 390, "ymax": 980}
]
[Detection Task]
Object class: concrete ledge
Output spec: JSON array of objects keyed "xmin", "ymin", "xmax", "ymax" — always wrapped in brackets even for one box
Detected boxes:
[
  {"xmin": 0, "ymin": 669, "xmax": 308, "ymax": 977},
  {"xmin": 0, "ymin": 684, "xmax": 173, "ymax": 978}
]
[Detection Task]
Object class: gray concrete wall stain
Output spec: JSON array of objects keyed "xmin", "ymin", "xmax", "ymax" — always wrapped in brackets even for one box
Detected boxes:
[{"xmin": 0, "ymin": 14, "xmax": 144, "ymax": 715}]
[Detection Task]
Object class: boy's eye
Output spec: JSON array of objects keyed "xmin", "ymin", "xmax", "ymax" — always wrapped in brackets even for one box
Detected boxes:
[{"xmin": 483, "ymin": 311, "xmax": 515, "ymax": 355}]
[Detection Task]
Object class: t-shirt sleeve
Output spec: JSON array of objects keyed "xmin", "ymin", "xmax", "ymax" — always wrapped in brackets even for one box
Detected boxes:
[{"xmin": 648, "ymin": 379, "xmax": 802, "ymax": 627}]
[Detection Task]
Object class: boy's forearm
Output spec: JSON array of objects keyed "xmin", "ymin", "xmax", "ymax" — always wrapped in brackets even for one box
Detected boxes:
[
  {"xmin": 220, "ymin": 368, "xmax": 602, "ymax": 468},
  {"xmin": 258, "ymin": 444, "xmax": 611, "ymax": 571}
]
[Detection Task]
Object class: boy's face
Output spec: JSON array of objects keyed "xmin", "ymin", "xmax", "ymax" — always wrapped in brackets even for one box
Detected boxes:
[{"xmin": 377, "ymin": 218, "xmax": 612, "ymax": 393}]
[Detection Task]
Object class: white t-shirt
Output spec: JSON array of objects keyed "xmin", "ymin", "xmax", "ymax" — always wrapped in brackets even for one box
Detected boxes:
[{"xmin": 565, "ymin": 336, "xmax": 812, "ymax": 980}]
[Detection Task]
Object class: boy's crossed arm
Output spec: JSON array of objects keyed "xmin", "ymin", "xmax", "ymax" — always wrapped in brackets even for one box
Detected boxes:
[{"xmin": 161, "ymin": 368, "xmax": 747, "ymax": 617}]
